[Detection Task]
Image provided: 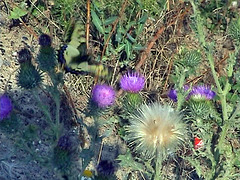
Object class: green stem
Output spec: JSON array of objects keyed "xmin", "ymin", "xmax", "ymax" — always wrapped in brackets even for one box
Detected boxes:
[
  {"xmin": 32, "ymin": 89, "xmax": 53, "ymax": 124},
  {"xmin": 154, "ymin": 148, "xmax": 162, "ymax": 180}
]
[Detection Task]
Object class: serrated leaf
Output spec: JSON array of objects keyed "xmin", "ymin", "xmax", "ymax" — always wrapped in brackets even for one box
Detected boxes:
[
  {"xmin": 127, "ymin": 33, "xmax": 136, "ymax": 43},
  {"xmin": 116, "ymin": 29, "xmax": 122, "ymax": 42},
  {"xmin": 126, "ymin": 21, "xmax": 136, "ymax": 31},
  {"xmin": 91, "ymin": 10, "xmax": 104, "ymax": 34},
  {"xmin": 138, "ymin": 14, "xmax": 148, "ymax": 24},
  {"xmin": 116, "ymin": 44, "xmax": 125, "ymax": 52},
  {"xmin": 133, "ymin": 44, "xmax": 146, "ymax": 51},
  {"xmin": 104, "ymin": 16, "xmax": 118, "ymax": 26},
  {"xmin": 9, "ymin": 7, "xmax": 28, "ymax": 19},
  {"xmin": 137, "ymin": 14, "xmax": 147, "ymax": 35},
  {"xmin": 125, "ymin": 40, "xmax": 131, "ymax": 60}
]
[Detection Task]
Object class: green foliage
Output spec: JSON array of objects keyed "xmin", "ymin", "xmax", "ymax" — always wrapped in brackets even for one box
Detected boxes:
[
  {"xmin": 9, "ymin": 2, "xmax": 28, "ymax": 19},
  {"xmin": 117, "ymin": 150, "xmax": 153, "ymax": 179},
  {"xmin": 51, "ymin": 0, "xmax": 82, "ymax": 28},
  {"xmin": 228, "ymin": 18, "xmax": 240, "ymax": 46},
  {"xmin": 198, "ymin": 0, "xmax": 236, "ymax": 31},
  {"xmin": 91, "ymin": 1, "xmax": 147, "ymax": 65}
]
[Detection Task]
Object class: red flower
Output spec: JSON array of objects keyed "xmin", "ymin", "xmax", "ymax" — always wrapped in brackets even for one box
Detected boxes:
[{"xmin": 194, "ymin": 137, "xmax": 204, "ymax": 150}]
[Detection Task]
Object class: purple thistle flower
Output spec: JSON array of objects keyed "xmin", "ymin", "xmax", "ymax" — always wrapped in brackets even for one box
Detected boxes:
[
  {"xmin": 0, "ymin": 94, "xmax": 13, "ymax": 120},
  {"xmin": 168, "ymin": 85, "xmax": 215, "ymax": 101},
  {"xmin": 168, "ymin": 89, "xmax": 177, "ymax": 102},
  {"xmin": 39, "ymin": 34, "xmax": 52, "ymax": 46},
  {"xmin": 189, "ymin": 85, "xmax": 216, "ymax": 100},
  {"xmin": 120, "ymin": 72, "xmax": 145, "ymax": 93},
  {"xmin": 92, "ymin": 84, "xmax": 115, "ymax": 108}
]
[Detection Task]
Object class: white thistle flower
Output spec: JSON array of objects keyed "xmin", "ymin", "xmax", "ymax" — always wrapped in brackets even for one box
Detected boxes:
[{"xmin": 127, "ymin": 103, "xmax": 186, "ymax": 158}]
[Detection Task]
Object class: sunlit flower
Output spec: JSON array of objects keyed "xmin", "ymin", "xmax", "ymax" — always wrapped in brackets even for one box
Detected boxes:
[
  {"xmin": 120, "ymin": 72, "xmax": 145, "ymax": 93},
  {"xmin": 83, "ymin": 170, "xmax": 93, "ymax": 178},
  {"xmin": 127, "ymin": 103, "xmax": 186, "ymax": 158},
  {"xmin": 194, "ymin": 137, "xmax": 204, "ymax": 150},
  {"xmin": 0, "ymin": 94, "xmax": 13, "ymax": 120},
  {"xmin": 92, "ymin": 84, "xmax": 115, "ymax": 108}
]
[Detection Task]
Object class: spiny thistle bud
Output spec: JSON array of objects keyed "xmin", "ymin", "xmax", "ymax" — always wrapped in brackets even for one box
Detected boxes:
[
  {"xmin": 91, "ymin": 84, "xmax": 115, "ymax": 108},
  {"xmin": 127, "ymin": 103, "xmax": 186, "ymax": 158},
  {"xmin": 123, "ymin": 93, "xmax": 142, "ymax": 115},
  {"xmin": 17, "ymin": 62, "xmax": 42, "ymax": 89},
  {"xmin": 183, "ymin": 50, "xmax": 201, "ymax": 68},
  {"xmin": 18, "ymin": 48, "xmax": 32, "ymax": 64},
  {"xmin": 120, "ymin": 72, "xmax": 145, "ymax": 93},
  {"xmin": 186, "ymin": 99, "xmax": 213, "ymax": 120},
  {"xmin": 228, "ymin": 18, "xmax": 240, "ymax": 45},
  {"xmin": 0, "ymin": 94, "xmax": 13, "ymax": 120},
  {"xmin": 37, "ymin": 34, "xmax": 57, "ymax": 72},
  {"xmin": 57, "ymin": 134, "xmax": 72, "ymax": 151}
]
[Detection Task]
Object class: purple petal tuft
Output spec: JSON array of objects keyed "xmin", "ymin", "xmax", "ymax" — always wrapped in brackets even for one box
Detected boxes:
[
  {"xmin": 120, "ymin": 72, "xmax": 145, "ymax": 93},
  {"xmin": 92, "ymin": 84, "xmax": 115, "ymax": 108},
  {"xmin": 0, "ymin": 94, "xmax": 13, "ymax": 120}
]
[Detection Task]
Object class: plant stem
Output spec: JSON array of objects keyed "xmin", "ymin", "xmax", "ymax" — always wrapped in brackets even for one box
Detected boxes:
[
  {"xmin": 32, "ymin": 89, "xmax": 53, "ymax": 124},
  {"xmin": 154, "ymin": 148, "xmax": 162, "ymax": 180}
]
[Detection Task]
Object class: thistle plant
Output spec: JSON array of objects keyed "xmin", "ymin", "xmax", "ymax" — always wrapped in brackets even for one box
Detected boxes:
[
  {"xmin": 173, "ymin": 1, "xmax": 240, "ymax": 179},
  {"xmin": 16, "ymin": 34, "xmax": 64, "ymax": 142},
  {"xmin": 120, "ymin": 72, "xmax": 144, "ymax": 117}
]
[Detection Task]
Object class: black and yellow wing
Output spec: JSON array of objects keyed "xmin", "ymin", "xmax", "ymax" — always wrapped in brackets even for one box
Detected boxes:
[{"xmin": 58, "ymin": 21, "xmax": 112, "ymax": 80}]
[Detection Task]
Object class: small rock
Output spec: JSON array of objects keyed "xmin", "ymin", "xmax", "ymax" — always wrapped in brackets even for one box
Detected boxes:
[{"xmin": 12, "ymin": 51, "xmax": 18, "ymax": 56}]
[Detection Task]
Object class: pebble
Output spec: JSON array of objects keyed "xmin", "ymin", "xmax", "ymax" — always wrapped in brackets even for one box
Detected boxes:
[{"xmin": 12, "ymin": 51, "xmax": 18, "ymax": 56}]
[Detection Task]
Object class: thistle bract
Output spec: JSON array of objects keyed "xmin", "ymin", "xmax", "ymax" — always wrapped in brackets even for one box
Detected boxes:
[
  {"xmin": 37, "ymin": 34, "xmax": 57, "ymax": 72},
  {"xmin": 0, "ymin": 94, "xmax": 13, "ymax": 120},
  {"xmin": 127, "ymin": 103, "xmax": 186, "ymax": 158},
  {"xmin": 17, "ymin": 63, "xmax": 43, "ymax": 89},
  {"xmin": 91, "ymin": 84, "xmax": 115, "ymax": 108},
  {"xmin": 120, "ymin": 72, "xmax": 145, "ymax": 93}
]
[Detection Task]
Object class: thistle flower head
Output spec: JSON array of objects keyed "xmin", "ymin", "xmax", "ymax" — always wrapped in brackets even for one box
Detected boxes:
[
  {"xmin": 127, "ymin": 103, "xmax": 186, "ymax": 158},
  {"xmin": 97, "ymin": 160, "xmax": 115, "ymax": 176},
  {"xmin": 120, "ymin": 72, "xmax": 145, "ymax": 93},
  {"xmin": 91, "ymin": 84, "xmax": 115, "ymax": 108},
  {"xmin": 57, "ymin": 135, "xmax": 71, "ymax": 151},
  {"xmin": 0, "ymin": 94, "xmax": 13, "ymax": 120},
  {"xmin": 168, "ymin": 89, "xmax": 177, "ymax": 102},
  {"xmin": 168, "ymin": 85, "xmax": 215, "ymax": 101},
  {"xmin": 189, "ymin": 85, "xmax": 216, "ymax": 100},
  {"xmin": 18, "ymin": 48, "xmax": 32, "ymax": 64},
  {"xmin": 39, "ymin": 34, "xmax": 52, "ymax": 46}
]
